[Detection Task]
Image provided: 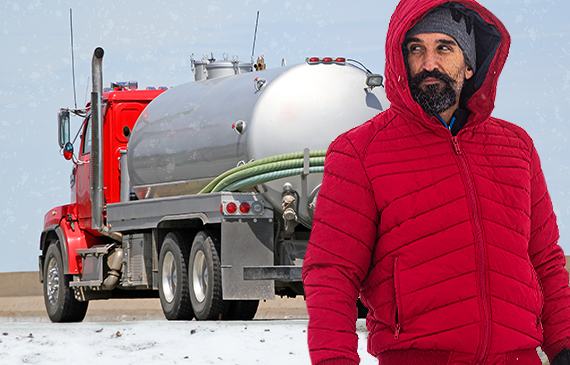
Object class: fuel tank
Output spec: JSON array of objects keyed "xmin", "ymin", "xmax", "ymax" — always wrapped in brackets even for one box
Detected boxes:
[{"xmin": 127, "ymin": 57, "xmax": 389, "ymax": 226}]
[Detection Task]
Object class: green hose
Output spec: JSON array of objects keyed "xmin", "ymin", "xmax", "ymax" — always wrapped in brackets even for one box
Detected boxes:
[
  {"xmin": 210, "ymin": 157, "xmax": 325, "ymax": 193},
  {"xmin": 222, "ymin": 166, "xmax": 325, "ymax": 192},
  {"xmin": 198, "ymin": 150, "xmax": 327, "ymax": 194}
]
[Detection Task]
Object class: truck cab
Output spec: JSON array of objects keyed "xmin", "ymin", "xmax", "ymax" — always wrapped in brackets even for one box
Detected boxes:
[{"xmin": 40, "ymin": 80, "xmax": 166, "ymax": 322}]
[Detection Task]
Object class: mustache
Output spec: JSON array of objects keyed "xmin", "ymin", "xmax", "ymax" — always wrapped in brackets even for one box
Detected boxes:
[
  {"xmin": 409, "ymin": 69, "xmax": 456, "ymax": 89},
  {"xmin": 409, "ymin": 69, "xmax": 459, "ymax": 116}
]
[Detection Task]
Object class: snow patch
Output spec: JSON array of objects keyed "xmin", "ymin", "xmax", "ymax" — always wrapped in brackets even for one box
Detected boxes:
[{"xmin": 0, "ymin": 320, "xmax": 377, "ymax": 364}]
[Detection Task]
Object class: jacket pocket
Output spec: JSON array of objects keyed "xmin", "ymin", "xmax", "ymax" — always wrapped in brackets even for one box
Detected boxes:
[
  {"xmin": 393, "ymin": 257, "xmax": 402, "ymax": 339},
  {"xmin": 529, "ymin": 265, "xmax": 545, "ymax": 333}
]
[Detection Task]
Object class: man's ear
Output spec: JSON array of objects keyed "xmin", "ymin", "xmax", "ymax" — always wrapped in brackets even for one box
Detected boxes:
[{"xmin": 465, "ymin": 65, "xmax": 474, "ymax": 80}]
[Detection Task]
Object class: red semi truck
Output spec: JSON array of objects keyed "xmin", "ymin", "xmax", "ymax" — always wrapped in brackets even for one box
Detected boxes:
[{"xmin": 39, "ymin": 47, "xmax": 388, "ymax": 322}]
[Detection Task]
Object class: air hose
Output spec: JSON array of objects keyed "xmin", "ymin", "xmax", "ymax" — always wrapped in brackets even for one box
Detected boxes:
[
  {"xmin": 198, "ymin": 150, "xmax": 327, "ymax": 194},
  {"xmin": 223, "ymin": 166, "xmax": 325, "ymax": 192}
]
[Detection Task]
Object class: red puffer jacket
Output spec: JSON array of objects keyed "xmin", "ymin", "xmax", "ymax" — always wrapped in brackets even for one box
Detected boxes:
[{"xmin": 302, "ymin": 0, "xmax": 570, "ymax": 364}]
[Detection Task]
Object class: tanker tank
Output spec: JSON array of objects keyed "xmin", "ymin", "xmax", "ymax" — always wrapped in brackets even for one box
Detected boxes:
[{"xmin": 127, "ymin": 56, "xmax": 390, "ymax": 227}]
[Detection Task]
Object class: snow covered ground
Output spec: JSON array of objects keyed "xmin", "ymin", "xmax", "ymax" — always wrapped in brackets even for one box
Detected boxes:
[{"xmin": 0, "ymin": 319, "xmax": 378, "ymax": 364}]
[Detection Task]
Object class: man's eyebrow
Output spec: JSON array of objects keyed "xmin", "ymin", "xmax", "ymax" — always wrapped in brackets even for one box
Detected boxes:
[
  {"xmin": 404, "ymin": 37, "xmax": 423, "ymax": 46},
  {"xmin": 437, "ymin": 39, "xmax": 458, "ymax": 46}
]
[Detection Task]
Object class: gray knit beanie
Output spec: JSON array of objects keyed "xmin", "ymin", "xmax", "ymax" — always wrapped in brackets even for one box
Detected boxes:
[{"xmin": 406, "ymin": 6, "xmax": 476, "ymax": 72}]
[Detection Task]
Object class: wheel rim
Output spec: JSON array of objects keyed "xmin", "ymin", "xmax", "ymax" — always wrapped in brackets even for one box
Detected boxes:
[
  {"xmin": 192, "ymin": 250, "xmax": 208, "ymax": 303},
  {"xmin": 162, "ymin": 251, "xmax": 177, "ymax": 303},
  {"xmin": 46, "ymin": 256, "xmax": 60, "ymax": 306}
]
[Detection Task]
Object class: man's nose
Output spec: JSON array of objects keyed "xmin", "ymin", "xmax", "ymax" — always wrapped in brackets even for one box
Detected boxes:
[{"xmin": 421, "ymin": 50, "xmax": 439, "ymax": 72}]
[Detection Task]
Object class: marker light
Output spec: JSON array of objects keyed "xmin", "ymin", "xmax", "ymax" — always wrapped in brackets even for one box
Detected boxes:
[
  {"xmin": 226, "ymin": 202, "xmax": 237, "ymax": 214},
  {"xmin": 306, "ymin": 57, "xmax": 346, "ymax": 65},
  {"xmin": 239, "ymin": 202, "xmax": 250, "ymax": 214},
  {"xmin": 252, "ymin": 201, "xmax": 264, "ymax": 214},
  {"xmin": 366, "ymin": 74, "xmax": 384, "ymax": 89},
  {"xmin": 63, "ymin": 142, "xmax": 74, "ymax": 161}
]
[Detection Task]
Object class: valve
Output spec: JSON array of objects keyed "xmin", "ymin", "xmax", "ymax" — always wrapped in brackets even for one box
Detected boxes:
[
  {"xmin": 254, "ymin": 77, "xmax": 267, "ymax": 92},
  {"xmin": 282, "ymin": 183, "xmax": 297, "ymax": 222},
  {"xmin": 254, "ymin": 56, "xmax": 266, "ymax": 71}
]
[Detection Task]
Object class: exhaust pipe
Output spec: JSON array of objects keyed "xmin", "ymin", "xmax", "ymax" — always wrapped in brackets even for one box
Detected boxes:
[
  {"xmin": 102, "ymin": 248, "xmax": 124, "ymax": 289},
  {"xmin": 91, "ymin": 47, "xmax": 104, "ymax": 233},
  {"xmin": 90, "ymin": 47, "xmax": 122, "ymax": 242},
  {"xmin": 92, "ymin": 47, "xmax": 104, "ymax": 95}
]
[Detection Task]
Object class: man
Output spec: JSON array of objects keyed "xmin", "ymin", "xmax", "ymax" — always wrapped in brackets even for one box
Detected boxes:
[{"xmin": 302, "ymin": 0, "xmax": 570, "ymax": 364}]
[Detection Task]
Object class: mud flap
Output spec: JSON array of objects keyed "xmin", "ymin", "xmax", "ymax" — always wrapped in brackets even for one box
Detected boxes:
[{"xmin": 221, "ymin": 218, "xmax": 274, "ymax": 300}]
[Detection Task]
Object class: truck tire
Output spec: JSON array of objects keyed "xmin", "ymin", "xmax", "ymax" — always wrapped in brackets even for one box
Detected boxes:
[
  {"xmin": 189, "ymin": 231, "xmax": 225, "ymax": 320},
  {"xmin": 43, "ymin": 242, "xmax": 88, "ymax": 322},
  {"xmin": 224, "ymin": 300, "xmax": 259, "ymax": 320},
  {"xmin": 158, "ymin": 232, "xmax": 194, "ymax": 320}
]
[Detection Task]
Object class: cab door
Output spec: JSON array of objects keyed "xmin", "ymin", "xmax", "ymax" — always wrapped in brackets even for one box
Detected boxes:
[{"xmin": 75, "ymin": 115, "xmax": 93, "ymax": 231}]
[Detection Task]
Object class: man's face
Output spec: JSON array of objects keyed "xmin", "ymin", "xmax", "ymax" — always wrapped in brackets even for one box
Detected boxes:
[{"xmin": 405, "ymin": 33, "xmax": 474, "ymax": 115}]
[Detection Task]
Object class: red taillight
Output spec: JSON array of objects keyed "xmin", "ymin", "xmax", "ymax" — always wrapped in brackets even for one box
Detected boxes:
[
  {"xmin": 226, "ymin": 202, "xmax": 237, "ymax": 214},
  {"xmin": 322, "ymin": 57, "xmax": 333, "ymax": 63},
  {"xmin": 239, "ymin": 202, "xmax": 250, "ymax": 214},
  {"xmin": 220, "ymin": 203, "xmax": 223, "ymax": 213},
  {"xmin": 309, "ymin": 57, "xmax": 320, "ymax": 63},
  {"xmin": 335, "ymin": 57, "xmax": 346, "ymax": 63}
]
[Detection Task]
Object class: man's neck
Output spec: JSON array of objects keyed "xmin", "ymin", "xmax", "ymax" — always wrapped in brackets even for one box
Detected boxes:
[{"xmin": 438, "ymin": 103, "xmax": 460, "ymax": 124}]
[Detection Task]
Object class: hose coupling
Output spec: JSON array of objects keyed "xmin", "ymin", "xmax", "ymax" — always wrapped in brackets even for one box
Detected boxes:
[{"xmin": 282, "ymin": 182, "xmax": 297, "ymax": 222}]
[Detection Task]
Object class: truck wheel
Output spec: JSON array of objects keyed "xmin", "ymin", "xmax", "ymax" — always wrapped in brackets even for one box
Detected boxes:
[
  {"xmin": 224, "ymin": 300, "xmax": 259, "ymax": 320},
  {"xmin": 158, "ymin": 232, "xmax": 194, "ymax": 320},
  {"xmin": 189, "ymin": 231, "xmax": 225, "ymax": 320},
  {"xmin": 43, "ymin": 243, "xmax": 88, "ymax": 322}
]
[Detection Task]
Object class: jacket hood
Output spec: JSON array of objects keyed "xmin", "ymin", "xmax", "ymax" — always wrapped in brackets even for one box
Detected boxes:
[{"xmin": 385, "ymin": 0, "xmax": 510, "ymax": 129}]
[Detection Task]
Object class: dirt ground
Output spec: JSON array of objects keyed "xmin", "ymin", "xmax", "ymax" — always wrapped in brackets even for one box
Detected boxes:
[
  {"xmin": 3, "ymin": 258, "xmax": 570, "ymax": 323},
  {"xmin": 0, "ymin": 271, "xmax": 308, "ymax": 322}
]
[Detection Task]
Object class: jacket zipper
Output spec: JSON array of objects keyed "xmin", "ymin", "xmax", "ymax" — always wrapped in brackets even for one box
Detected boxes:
[
  {"xmin": 394, "ymin": 257, "xmax": 402, "ymax": 340},
  {"xmin": 452, "ymin": 136, "xmax": 490, "ymax": 364}
]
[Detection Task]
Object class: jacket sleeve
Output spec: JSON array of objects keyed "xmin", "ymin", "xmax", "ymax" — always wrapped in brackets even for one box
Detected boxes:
[
  {"xmin": 527, "ymin": 144, "xmax": 570, "ymax": 360},
  {"xmin": 302, "ymin": 133, "xmax": 379, "ymax": 365}
]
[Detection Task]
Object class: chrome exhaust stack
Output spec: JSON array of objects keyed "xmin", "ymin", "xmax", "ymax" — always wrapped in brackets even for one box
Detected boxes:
[
  {"xmin": 90, "ymin": 47, "xmax": 104, "ymax": 233},
  {"xmin": 90, "ymin": 47, "xmax": 122, "ymax": 242}
]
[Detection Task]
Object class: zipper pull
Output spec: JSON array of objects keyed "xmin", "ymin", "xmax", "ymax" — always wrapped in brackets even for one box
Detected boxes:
[
  {"xmin": 394, "ymin": 323, "xmax": 401, "ymax": 340},
  {"xmin": 452, "ymin": 136, "xmax": 461, "ymax": 155}
]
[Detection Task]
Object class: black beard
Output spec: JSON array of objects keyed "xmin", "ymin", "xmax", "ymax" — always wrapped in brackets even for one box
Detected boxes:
[{"xmin": 409, "ymin": 70, "xmax": 459, "ymax": 116}]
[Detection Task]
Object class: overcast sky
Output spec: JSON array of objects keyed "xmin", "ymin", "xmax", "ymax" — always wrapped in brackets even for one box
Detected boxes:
[{"xmin": 0, "ymin": 0, "xmax": 568, "ymax": 273}]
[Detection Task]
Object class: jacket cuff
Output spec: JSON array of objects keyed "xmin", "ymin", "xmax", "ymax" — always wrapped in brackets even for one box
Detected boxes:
[
  {"xmin": 543, "ymin": 338, "xmax": 570, "ymax": 361},
  {"xmin": 316, "ymin": 357, "xmax": 359, "ymax": 365}
]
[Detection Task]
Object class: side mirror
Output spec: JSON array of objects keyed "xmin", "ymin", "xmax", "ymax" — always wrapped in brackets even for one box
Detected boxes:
[
  {"xmin": 58, "ymin": 109, "xmax": 71, "ymax": 148},
  {"xmin": 63, "ymin": 142, "xmax": 74, "ymax": 161}
]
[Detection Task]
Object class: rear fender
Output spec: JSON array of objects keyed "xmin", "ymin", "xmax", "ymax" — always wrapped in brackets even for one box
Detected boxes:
[{"xmin": 156, "ymin": 214, "xmax": 208, "ymax": 254}]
